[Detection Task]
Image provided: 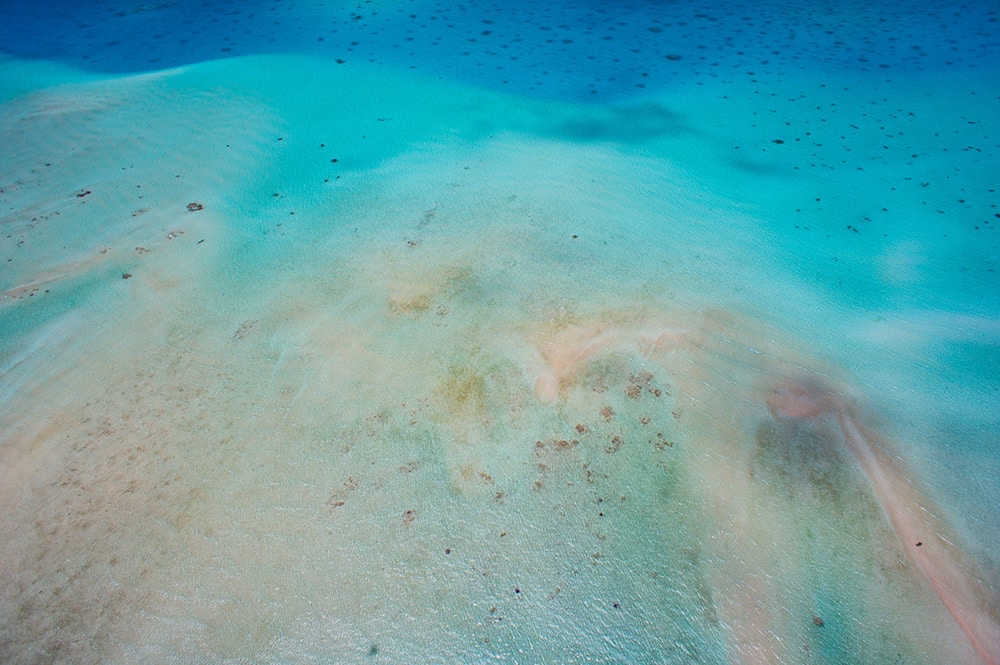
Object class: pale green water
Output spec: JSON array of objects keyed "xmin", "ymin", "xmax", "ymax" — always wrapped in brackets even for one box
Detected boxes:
[{"xmin": 0, "ymin": 48, "xmax": 997, "ymax": 663}]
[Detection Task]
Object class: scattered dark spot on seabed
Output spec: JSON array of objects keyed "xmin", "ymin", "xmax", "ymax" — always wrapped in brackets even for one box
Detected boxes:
[{"xmin": 1, "ymin": 1, "xmax": 998, "ymax": 662}]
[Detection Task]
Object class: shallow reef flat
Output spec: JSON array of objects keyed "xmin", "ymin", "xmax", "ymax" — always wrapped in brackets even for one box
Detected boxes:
[{"xmin": 0, "ymin": 36, "xmax": 998, "ymax": 665}]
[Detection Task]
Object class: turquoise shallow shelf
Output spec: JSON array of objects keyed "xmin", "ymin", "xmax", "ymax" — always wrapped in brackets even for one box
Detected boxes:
[{"xmin": 1, "ymin": 2, "xmax": 998, "ymax": 663}]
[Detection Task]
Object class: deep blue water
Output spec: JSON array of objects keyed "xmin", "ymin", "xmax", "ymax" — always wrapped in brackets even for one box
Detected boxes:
[{"xmin": 3, "ymin": 0, "xmax": 998, "ymax": 101}]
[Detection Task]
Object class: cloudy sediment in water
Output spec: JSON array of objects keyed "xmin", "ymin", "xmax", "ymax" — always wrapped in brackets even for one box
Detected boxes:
[{"xmin": 1, "ymin": 1, "xmax": 998, "ymax": 663}]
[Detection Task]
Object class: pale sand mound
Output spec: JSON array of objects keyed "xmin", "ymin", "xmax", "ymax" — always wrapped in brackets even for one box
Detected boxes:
[{"xmin": 1, "ymin": 54, "xmax": 996, "ymax": 664}]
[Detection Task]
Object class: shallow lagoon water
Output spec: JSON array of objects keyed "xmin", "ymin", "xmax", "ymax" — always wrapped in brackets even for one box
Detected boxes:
[{"xmin": 1, "ymin": 1, "xmax": 998, "ymax": 663}]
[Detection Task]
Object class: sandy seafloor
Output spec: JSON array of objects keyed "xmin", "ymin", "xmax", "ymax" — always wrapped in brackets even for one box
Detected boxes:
[{"xmin": 1, "ymin": 0, "xmax": 999, "ymax": 663}]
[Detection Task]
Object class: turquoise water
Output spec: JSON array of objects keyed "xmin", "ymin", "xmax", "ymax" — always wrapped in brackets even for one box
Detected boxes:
[{"xmin": 1, "ymin": 1, "xmax": 998, "ymax": 663}]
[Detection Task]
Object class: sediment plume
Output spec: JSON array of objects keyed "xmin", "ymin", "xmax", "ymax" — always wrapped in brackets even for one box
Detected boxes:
[
  {"xmin": 533, "ymin": 313, "xmax": 999, "ymax": 664},
  {"xmin": 770, "ymin": 378, "xmax": 1000, "ymax": 665}
]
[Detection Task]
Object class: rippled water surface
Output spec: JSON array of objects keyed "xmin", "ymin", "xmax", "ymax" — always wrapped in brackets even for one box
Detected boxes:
[{"xmin": 1, "ymin": 1, "xmax": 998, "ymax": 663}]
